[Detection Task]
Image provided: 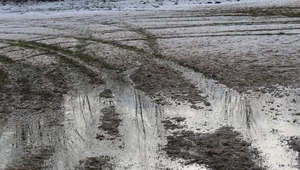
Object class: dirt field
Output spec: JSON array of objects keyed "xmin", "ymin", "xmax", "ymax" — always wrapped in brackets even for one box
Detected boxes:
[{"xmin": 1, "ymin": 1, "xmax": 300, "ymax": 170}]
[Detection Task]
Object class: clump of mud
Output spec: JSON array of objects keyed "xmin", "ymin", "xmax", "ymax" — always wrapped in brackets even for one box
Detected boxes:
[
  {"xmin": 99, "ymin": 89, "xmax": 114, "ymax": 98},
  {"xmin": 97, "ymin": 106, "xmax": 121, "ymax": 140},
  {"xmin": 76, "ymin": 156, "xmax": 113, "ymax": 170},
  {"xmin": 162, "ymin": 117, "xmax": 186, "ymax": 130},
  {"xmin": 288, "ymin": 137, "xmax": 300, "ymax": 166},
  {"xmin": 130, "ymin": 61, "xmax": 208, "ymax": 105},
  {"xmin": 5, "ymin": 147, "xmax": 55, "ymax": 170},
  {"xmin": 163, "ymin": 120, "xmax": 264, "ymax": 170}
]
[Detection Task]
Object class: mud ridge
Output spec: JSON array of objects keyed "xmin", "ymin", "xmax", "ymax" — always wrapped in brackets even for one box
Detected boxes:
[
  {"xmin": 163, "ymin": 122, "xmax": 265, "ymax": 170},
  {"xmin": 97, "ymin": 106, "xmax": 122, "ymax": 140},
  {"xmin": 130, "ymin": 61, "xmax": 209, "ymax": 106},
  {"xmin": 7, "ymin": 40, "xmax": 106, "ymax": 84},
  {"xmin": 76, "ymin": 156, "xmax": 113, "ymax": 170},
  {"xmin": 288, "ymin": 137, "xmax": 300, "ymax": 167}
]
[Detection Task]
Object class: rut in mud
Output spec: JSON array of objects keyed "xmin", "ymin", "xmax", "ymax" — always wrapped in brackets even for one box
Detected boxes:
[{"xmin": 1, "ymin": 2, "xmax": 300, "ymax": 170}]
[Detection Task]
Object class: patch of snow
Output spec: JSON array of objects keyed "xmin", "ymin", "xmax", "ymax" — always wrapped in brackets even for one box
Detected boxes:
[{"xmin": 1, "ymin": 0, "xmax": 299, "ymax": 18}]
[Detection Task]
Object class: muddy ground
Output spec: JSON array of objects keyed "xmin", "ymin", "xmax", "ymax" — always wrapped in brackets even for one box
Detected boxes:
[
  {"xmin": 1, "ymin": 1, "xmax": 300, "ymax": 170},
  {"xmin": 163, "ymin": 122, "xmax": 264, "ymax": 170},
  {"xmin": 130, "ymin": 61, "xmax": 209, "ymax": 106}
]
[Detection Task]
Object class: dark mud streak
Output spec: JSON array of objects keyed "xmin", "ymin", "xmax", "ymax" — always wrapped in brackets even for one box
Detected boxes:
[
  {"xmin": 76, "ymin": 36, "xmax": 147, "ymax": 56},
  {"xmin": 245, "ymin": 100, "xmax": 253, "ymax": 129},
  {"xmin": 79, "ymin": 95, "xmax": 87, "ymax": 124},
  {"xmin": 1, "ymin": 59, "xmax": 67, "ymax": 169},
  {"xmin": 134, "ymin": 92, "xmax": 142, "ymax": 151},
  {"xmin": 174, "ymin": 57, "xmax": 300, "ymax": 92},
  {"xmin": 75, "ymin": 156, "xmax": 113, "ymax": 170},
  {"xmin": 146, "ymin": 20, "xmax": 300, "ymax": 30},
  {"xmin": 99, "ymin": 89, "xmax": 114, "ymax": 98},
  {"xmin": 5, "ymin": 147, "xmax": 55, "ymax": 170},
  {"xmin": 288, "ymin": 137, "xmax": 300, "ymax": 167},
  {"xmin": 153, "ymin": 33, "xmax": 299, "ymax": 40},
  {"xmin": 0, "ymin": 55, "xmax": 15, "ymax": 64},
  {"xmin": 126, "ymin": 26, "xmax": 164, "ymax": 59},
  {"xmin": 130, "ymin": 61, "xmax": 208, "ymax": 105},
  {"xmin": 221, "ymin": 7, "xmax": 300, "ymax": 17},
  {"xmin": 162, "ymin": 117, "xmax": 186, "ymax": 131},
  {"xmin": 4, "ymin": 40, "xmax": 106, "ymax": 84},
  {"xmin": 97, "ymin": 106, "xmax": 121, "ymax": 140},
  {"xmin": 138, "ymin": 94, "xmax": 147, "ymax": 135},
  {"xmin": 163, "ymin": 124, "xmax": 265, "ymax": 170},
  {"xmin": 135, "ymin": 92, "xmax": 149, "ymax": 167},
  {"xmin": 85, "ymin": 94, "xmax": 94, "ymax": 120}
]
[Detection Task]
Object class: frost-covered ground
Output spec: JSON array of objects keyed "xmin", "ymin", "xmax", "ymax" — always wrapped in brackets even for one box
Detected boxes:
[
  {"xmin": 0, "ymin": 0, "xmax": 300, "ymax": 170},
  {"xmin": 0, "ymin": 0, "xmax": 298, "ymax": 14}
]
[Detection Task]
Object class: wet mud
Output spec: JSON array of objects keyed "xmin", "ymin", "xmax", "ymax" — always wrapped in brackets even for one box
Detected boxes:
[
  {"xmin": 0, "ymin": 60, "xmax": 66, "ymax": 169},
  {"xmin": 76, "ymin": 156, "xmax": 113, "ymax": 170},
  {"xmin": 163, "ymin": 122, "xmax": 264, "ymax": 170},
  {"xmin": 289, "ymin": 137, "xmax": 300, "ymax": 166},
  {"xmin": 175, "ymin": 58, "xmax": 300, "ymax": 92},
  {"xmin": 130, "ymin": 61, "xmax": 209, "ymax": 105},
  {"xmin": 99, "ymin": 89, "xmax": 114, "ymax": 99},
  {"xmin": 97, "ymin": 106, "xmax": 122, "ymax": 140},
  {"xmin": 5, "ymin": 147, "xmax": 55, "ymax": 170},
  {"xmin": 1, "ymin": 2, "xmax": 300, "ymax": 170}
]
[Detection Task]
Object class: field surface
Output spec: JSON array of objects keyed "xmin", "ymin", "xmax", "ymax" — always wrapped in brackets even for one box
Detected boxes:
[{"xmin": 1, "ymin": 1, "xmax": 300, "ymax": 169}]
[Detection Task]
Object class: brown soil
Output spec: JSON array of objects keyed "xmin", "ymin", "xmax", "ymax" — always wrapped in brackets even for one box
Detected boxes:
[
  {"xmin": 163, "ymin": 119, "xmax": 264, "ymax": 170},
  {"xmin": 130, "ymin": 61, "xmax": 209, "ymax": 105},
  {"xmin": 76, "ymin": 156, "xmax": 113, "ymax": 170},
  {"xmin": 97, "ymin": 106, "xmax": 121, "ymax": 140}
]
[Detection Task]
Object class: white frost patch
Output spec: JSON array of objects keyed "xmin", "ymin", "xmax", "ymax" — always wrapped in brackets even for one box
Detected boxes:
[{"xmin": 1, "ymin": 0, "xmax": 299, "ymax": 18}]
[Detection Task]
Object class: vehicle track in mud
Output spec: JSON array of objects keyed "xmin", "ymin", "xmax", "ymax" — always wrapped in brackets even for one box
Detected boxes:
[{"xmin": 1, "ymin": 2, "xmax": 300, "ymax": 170}]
